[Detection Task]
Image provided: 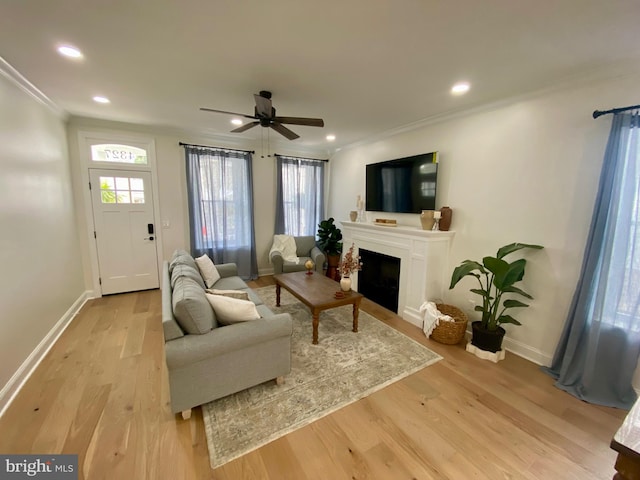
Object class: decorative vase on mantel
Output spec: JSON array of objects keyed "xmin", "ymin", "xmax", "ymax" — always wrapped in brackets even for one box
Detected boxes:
[
  {"xmin": 340, "ymin": 276, "xmax": 352, "ymax": 292},
  {"xmin": 420, "ymin": 210, "xmax": 435, "ymax": 230},
  {"xmin": 439, "ymin": 206, "xmax": 453, "ymax": 231}
]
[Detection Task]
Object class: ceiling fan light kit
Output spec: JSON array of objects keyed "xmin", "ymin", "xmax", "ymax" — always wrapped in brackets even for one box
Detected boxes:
[{"xmin": 200, "ymin": 90, "xmax": 324, "ymax": 140}]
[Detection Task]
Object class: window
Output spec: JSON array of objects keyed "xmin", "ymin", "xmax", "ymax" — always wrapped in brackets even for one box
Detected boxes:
[
  {"xmin": 184, "ymin": 145, "xmax": 257, "ymax": 279},
  {"xmin": 99, "ymin": 176, "xmax": 145, "ymax": 204},
  {"xmin": 91, "ymin": 144, "xmax": 148, "ymax": 164},
  {"xmin": 275, "ymin": 155, "xmax": 325, "ymax": 236}
]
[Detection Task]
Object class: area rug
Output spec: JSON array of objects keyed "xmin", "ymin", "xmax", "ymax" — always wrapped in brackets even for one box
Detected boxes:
[{"xmin": 202, "ymin": 286, "xmax": 442, "ymax": 469}]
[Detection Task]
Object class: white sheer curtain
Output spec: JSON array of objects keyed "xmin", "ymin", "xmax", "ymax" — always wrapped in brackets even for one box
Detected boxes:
[
  {"xmin": 275, "ymin": 155, "xmax": 325, "ymax": 236},
  {"xmin": 184, "ymin": 145, "xmax": 258, "ymax": 279}
]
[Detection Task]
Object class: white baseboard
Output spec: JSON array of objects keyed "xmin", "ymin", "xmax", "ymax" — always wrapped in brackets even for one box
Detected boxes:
[
  {"xmin": 401, "ymin": 307, "xmax": 423, "ymax": 329},
  {"xmin": 258, "ymin": 267, "xmax": 274, "ymax": 277},
  {"xmin": 400, "ymin": 314, "xmax": 553, "ymax": 367},
  {"xmin": 502, "ymin": 335, "xmax": 553, "ymax": 367},
  {"xmin": 459, "ymin": 325, "xmax": 552, "ymax": 366},
  {"xmin": 0, "ymin": 290, "xmax": 93, "ymax": 418}
]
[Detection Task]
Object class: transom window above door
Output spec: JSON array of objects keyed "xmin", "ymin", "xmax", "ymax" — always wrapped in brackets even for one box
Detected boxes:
[
  {"xmin": 100, "ymin": 176, "xmax": 145, "ymax": 204},
  {"xmin": 91, "ymin": 144, "xmax": 148, "ymax": 164}
]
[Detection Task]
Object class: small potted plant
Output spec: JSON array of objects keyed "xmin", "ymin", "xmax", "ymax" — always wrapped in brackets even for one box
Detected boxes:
[
  {"xmin": 449, "ymin": 242, "xmax": 543, "ymax": 353},
  {"xmin": 338, "ymin": 243, "xmax": 362, "ymax": 291},
  {"xmin": 317, "ymin": 218, "xmax": 343, "ymax": 281}
]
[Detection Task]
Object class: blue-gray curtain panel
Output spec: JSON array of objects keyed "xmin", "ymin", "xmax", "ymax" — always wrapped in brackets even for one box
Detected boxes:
[
  {"xmin": 544, "ymin": 112, "xmax": 640, "ymax": 409},
  {"xmin": 274, "ymin": 155, "xmax": 325, "ymax": 236},
  {"xmin": 184, "ymin": 145, "xmax": 258, "ymax": 280}
]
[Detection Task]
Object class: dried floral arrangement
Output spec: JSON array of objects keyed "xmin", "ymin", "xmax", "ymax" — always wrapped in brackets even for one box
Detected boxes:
[{"xmin": 339, "ymin": 243, "xmax": 363, "ymax": 277}]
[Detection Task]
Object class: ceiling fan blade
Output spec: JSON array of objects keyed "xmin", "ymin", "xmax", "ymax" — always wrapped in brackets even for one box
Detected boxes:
[
  {"xmin": 231, "ymin": 121, "xmax": 260, "ymax": 133},
  {"xmin": 200, "ymin": 107, "xmax": 256, "ymax": 120},
  {"xmin": 273, "ymin": 116, "xmax": 324, "ymax": 127},
  {"xmin": 254, "ymin": 94, "xmax": 272, "ymax": 117},
  {"xmin": 270, "ymin": 123, "xmax": 299, "ymax": 140}
]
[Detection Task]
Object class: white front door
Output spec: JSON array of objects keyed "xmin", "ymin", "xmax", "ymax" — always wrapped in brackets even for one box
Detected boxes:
[{"xmin": 89, "ymin": 169, "xmax": 159, "ymax": 295}]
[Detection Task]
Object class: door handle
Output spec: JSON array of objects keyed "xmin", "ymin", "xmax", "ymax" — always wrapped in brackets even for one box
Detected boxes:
[
  {"xmin": 144, "ymin": 236, "xmax": 155, "ymax": 241},
  {"xmin": 148, "ymin": 223, "xmax": 155, "ymax": 234}
]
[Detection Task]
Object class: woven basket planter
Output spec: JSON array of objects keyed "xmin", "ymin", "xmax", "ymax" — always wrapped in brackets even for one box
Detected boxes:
[{"xmin": 430, "ymin": 304, "xmax": 468, "ymax": 345}]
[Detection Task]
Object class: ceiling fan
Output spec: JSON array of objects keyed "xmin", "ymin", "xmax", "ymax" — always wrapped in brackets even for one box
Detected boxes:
[{"xmin": 200, "ymin": 90, "xmax": 324, "ymax": 140}]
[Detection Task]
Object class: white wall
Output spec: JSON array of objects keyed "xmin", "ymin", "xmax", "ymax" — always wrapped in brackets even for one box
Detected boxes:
[
  {"xmin": 65, "ymin": 118, "xmax": 321, "ymax": 283},
  {"xmin": 328, "ymin": 72, "xmax": 640, "ymax": 365},
  {"xmin": 0, "ymin": 73, "xmax": 85, "ymax": 394}
]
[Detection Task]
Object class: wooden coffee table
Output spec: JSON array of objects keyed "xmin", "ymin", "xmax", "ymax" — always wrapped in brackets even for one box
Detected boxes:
[{"xmin": 273, "ymin": 271, "xmax": 363, "ymax": 344}]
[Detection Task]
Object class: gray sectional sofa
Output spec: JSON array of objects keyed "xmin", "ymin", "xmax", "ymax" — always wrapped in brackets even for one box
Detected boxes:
[{"xmin": 162, "ymin": 249, "xmax": 292, "ymax": 419}]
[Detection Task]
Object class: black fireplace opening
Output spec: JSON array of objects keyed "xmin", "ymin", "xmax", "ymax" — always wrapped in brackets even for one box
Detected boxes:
[{"xmin": 358, "ymin": 249, "xmax": 401, "ymax": 313}]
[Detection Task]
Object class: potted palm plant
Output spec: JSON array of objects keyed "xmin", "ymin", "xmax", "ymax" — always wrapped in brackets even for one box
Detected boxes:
[
  {"xmin": 449, "ymin": 242, "xmax": 543, "ymax": 353},
  {"xmin": 317, "ymin": 218, "xmax": 343, "ymax": 281}
]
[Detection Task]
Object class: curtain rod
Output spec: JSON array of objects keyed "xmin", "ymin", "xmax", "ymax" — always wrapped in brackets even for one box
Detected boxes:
[
  {"xmin": 179, "ymin": 142, "xmax": 255, "ymax": 154},
  {"xmin": 592, "ymin": 104, "xmax": 640, "ymax": 119},
  {"xmin": 274, "ymin": 153, "xmax": 329, "ymax": 162}
]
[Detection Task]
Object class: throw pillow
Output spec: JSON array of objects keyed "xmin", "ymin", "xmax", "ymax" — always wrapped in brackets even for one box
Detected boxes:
[
  {"xmin": 195, "ymin": 254, "xmax": 221, "ymax": 288},
  {"xmin": 205, "ymin": 294, "xmax": 260, "ymax": 325},
  {"xmin": 205, "ymin": 288, "xmax": 249, "ymax": 301}
]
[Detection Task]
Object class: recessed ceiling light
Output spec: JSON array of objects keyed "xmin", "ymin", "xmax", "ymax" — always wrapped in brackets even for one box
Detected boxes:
[
  {"xmin": 326, "ymin": 134, "xmax": 336, "ymax": 141},
  {"xmin": 93, "ymin": 96, "xmax": 110, "ymax": 104},
  {"xmin": 57, "ymin": 45, "xmax": 83, "ymax": 59},
  {"xmin": 451, "ymin": 82, "xmax": 470, "ymax": 95},
  {"xmin": 231, "ymin": 118, "xmax": 243, "ymax": 126}
]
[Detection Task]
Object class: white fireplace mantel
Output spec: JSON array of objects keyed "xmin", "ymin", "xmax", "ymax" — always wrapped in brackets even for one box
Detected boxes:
[{"xmin": 341, "ymin": 221, "xmax": 454, "ymax": 328}]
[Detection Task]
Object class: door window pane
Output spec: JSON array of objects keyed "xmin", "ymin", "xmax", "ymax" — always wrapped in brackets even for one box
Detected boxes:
[
  {"xmin": 100, "ymin": 177, "xmax": 115, "ymax": 189},
  {"xmin": 130, "ymin": 178, "xmax": 144, "ymax": 190},
  {"xmin": 101, "ymin": 190, "xmax": 116, "ymax": 203},
  {"xmin": 115, "ymin": 177, "xmax": 130, "ymax": 190},
  {"xmin": 116, "ymin": 192, "xmax": 131, "ymax": 204}
]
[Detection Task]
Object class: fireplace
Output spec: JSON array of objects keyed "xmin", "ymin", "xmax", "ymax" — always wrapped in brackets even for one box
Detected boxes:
[
  {"xmin": 358, "ymin": 249, "xmax": 401, "ymax": 313},
  {"xmin": 341, "ymin": 221, "xmax": 454, "ymax": 327}
]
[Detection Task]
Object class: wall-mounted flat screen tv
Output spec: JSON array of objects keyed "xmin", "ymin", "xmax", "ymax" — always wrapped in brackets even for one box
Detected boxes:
[{"xmin": 365, "ymin": 152, "xmax": 438, "ymax": 214}]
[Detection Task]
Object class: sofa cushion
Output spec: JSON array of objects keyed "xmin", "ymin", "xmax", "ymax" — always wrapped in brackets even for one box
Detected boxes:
[
  {"xmin": 171, "ymin": 248, "xmax": 191, "ymax": 261},
  {"xmin": 195, "ymin": 254, "xmax": 221, "ymax": 288},
  {"xmin": 212, "ymin": 276, "xmax": 248, "ymax": 290},
  {"xmin": 172, "ymin": 276, "xmax": 217, "ymax": 334},
  {"xmin": 171, "ymin": 263, "xmax": 206, "ymax": 289},
  {"xmin": 205, "ymin": 294, "xmax": 261, "ymax": 325},
  {"xmin": 169, "ymin": 250, "xmax": 198, "ymax": 274},
  {"xmin": 283, "ymin": 257, "xmax": 311, "ymax": 273},
  {"xmin": 205, "ymin": 288, "xmax": 249, "ymax": 301}
]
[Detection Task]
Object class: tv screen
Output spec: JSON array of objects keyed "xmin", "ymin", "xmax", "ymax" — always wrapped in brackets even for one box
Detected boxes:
[{"xmin": 366, "ymin": 152, "xmax": 438, "ymax": 214}]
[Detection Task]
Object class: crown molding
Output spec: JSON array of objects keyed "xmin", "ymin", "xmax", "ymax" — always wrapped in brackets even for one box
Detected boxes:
[
  {"xmin": 337, "ymin": 58, "xmax": 640, "ymax": 154},
  {"xmin": 0, "ymin": 56, "xmax": 67, "ymax": 120}
]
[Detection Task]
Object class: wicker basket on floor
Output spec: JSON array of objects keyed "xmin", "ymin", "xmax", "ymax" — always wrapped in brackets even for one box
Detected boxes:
[{"xmin": 430, "ymin": 304, "xmax": 468, "ymax": 345}]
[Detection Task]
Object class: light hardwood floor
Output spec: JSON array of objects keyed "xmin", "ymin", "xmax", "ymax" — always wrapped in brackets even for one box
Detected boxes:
[{"xmin": 0, "ymin": 277, "xmax": 627, "ymax": 479}]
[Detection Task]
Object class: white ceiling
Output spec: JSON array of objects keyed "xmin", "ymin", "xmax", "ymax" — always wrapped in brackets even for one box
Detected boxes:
[{"xmin": 2, "ymin": 0, "xmax": 640, "ymax": 154}]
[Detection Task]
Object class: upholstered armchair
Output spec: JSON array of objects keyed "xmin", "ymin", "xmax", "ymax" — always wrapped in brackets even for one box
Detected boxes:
[{"xmin": 270, "ymin": 235, "xmax": 325, "ymax": 275}]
